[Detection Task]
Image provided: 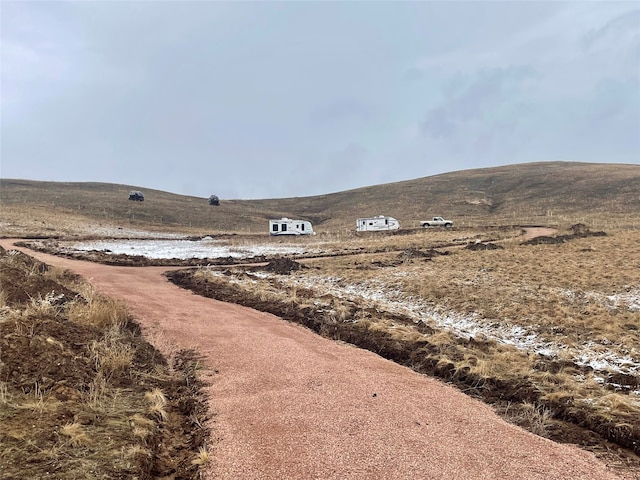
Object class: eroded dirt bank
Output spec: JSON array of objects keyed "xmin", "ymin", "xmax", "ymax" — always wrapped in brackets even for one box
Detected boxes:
[
  {"xmin": 0, "ymin": 239, "xmax": 630, "ymax": 480},
  {"xmin": 0, "ymin": 246, "xmax": 209, "ymax": 479}
]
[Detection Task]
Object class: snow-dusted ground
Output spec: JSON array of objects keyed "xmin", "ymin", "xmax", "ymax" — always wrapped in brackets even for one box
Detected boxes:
[
  {"xmin": 211, "ymin": 268, "xmax": 640, "ymax": 395},
  {"xmin": 64, "ymin": 238, "xmax": 313, "ymax": 259},
  {"xmin": 557, "ymin": 287, "xmax": 640, "ymax": 313}
]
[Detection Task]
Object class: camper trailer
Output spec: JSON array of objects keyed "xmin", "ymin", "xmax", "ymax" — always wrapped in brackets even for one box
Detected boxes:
[
  {"xmin": 356, "ymin": 215, "xmax": 400, "ymax": 232},
  {"xmin": 269, "ymin": 218, "xmax": 315, "ymax": 236}
]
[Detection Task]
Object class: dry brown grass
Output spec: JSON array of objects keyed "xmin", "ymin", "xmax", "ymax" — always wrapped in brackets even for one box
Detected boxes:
[
  {"xmin": 24, "ymin": 292, "xmax": 66, "ymax": 318},
  {"xmin": 60, "ymin": 422, "xmax": 92, "ymax": 447},
  {"xmin": 499, "ymin": 402, "xmax": 554, "ymax": 438},
  {"xmin": 145, "ymin": 388, "xmax": 169, "ymax": 423},
  {"xmin": 191, "ymin": 445, "xmax": 211, "ymax": 466},
  {"xmin": 596, "ymin": 393, "xmax": 640, "ymax": 416},
  {"xmin": 0, "ymin": 247, "xmax": 211, "ymax": 479},
  {"xmin": 2, "ymin": 162, "xmax": 638, "ymax": 236},
  {"xmin": 68, "ymin": 285, "xmax": 129, "ymax": 329},
  {"xmin": 90, "ymin": 325, "xmax": 135, "ymax": 381},
  {"xmin": 312, "ymin": 229, "xmax": 640, "ymax": 349}
]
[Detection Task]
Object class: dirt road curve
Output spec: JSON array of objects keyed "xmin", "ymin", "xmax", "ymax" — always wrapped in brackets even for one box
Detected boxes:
[
  {"xmin": 521, "ymin": 227, "xmax": 558, "ymax": 241},
  {"xmin": 2, "ymin": 239, "xmax": 625, "ymax": 480}
]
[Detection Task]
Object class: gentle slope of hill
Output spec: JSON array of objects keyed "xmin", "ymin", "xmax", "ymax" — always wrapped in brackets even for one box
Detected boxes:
[{"xmin": 1, "ymin": 162, "xmax": 638, "ymax": 235}]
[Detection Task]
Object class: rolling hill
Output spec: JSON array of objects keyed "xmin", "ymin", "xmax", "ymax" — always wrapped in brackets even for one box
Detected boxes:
[{"xmin": 1, "ymin": 161, "xmax": 638, "ymax": 235}]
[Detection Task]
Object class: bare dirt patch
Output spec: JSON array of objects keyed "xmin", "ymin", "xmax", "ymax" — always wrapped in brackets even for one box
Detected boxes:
[
  {"xmin": 398, "ymin": 247, "xmax": 449, "ymax": 259},
  {"xmin": 259, "ymin": 258, "xmax": 306, "ymax": 275},
  {"xmin": 522, "ymin": 224, "xmax": 607, "ymax": 245},
  {"xmin": 520, "ymin": 226, "xmax": 559, "ymax": 241},
  {"xmin": 465, "ymin": 241, "xmax": 504, "ymax": 251}
]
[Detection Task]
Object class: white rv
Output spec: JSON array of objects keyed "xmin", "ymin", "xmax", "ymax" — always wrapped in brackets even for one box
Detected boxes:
[
  {"xmin": 356, "ymin": 215, "xmax": 400, "ymax": 232},
  {"xmin": 269, "ymin": 218, "xmax": 315, "ymax": 236}
]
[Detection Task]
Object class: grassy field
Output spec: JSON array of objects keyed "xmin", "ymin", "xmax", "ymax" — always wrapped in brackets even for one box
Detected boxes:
[{"xmin": 1, "ymin": 162, "xmax": 639, "ymax": 236}]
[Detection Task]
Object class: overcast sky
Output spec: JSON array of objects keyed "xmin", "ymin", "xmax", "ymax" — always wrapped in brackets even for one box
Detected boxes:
[{"xmin": 2, "ymin": 1, "xmax": 639, "ymax": 199}]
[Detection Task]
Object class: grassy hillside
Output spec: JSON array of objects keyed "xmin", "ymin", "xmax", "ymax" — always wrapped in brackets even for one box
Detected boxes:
[{"xmin": 1, "ymin": 162, "xmax": 638, "ymax": 236}]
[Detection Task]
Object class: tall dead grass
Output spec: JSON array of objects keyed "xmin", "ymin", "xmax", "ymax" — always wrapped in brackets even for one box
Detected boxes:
[
  {"xmin": 67, "ymin": 285, "xmax": 129, "ymax": 329},
  {"xmin": 0, "ymin": 248, "xmax": 211, "ymax": 479},
  {"xmin": 499, "ymin": 402, "xmax": 554, "ymax": 438},
  {"xmin": 90, "ymin": 324, "xmax": 135, "ymax": 381}
]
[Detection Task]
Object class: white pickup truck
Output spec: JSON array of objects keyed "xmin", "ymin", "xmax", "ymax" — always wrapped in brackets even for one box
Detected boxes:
[{"xmin": 420, "ymin": 217, "xmax": 453, "ymax": 228}]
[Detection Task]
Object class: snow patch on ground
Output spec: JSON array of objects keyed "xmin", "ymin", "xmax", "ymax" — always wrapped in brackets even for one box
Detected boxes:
[
  {"xmin": 557, "ymin": 287, "xmax": 640, "ymax": 312},
  {"xmin": 64, "ymin": 238, "xmax": 309, "ymax": 259}
]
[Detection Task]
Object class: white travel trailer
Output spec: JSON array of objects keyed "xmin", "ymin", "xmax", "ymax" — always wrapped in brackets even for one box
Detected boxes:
[
  {"xmin": 269, "ymin": 218, "xmax": 315, "ymax": 236},
  {"xmin": 356, "ymin": 215, "xmax": 400, "ymax": 232}
]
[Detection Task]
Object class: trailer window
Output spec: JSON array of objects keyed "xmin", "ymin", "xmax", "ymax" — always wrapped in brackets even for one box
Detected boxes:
[
  {"xmin": 385, "ymin": 219, "xmax": 388, "ymax": 225},
  {"xmin": 272, "ymin": 224, "xmax": 279, "ymax": 232},
  {"xmin": 282, "ymin": 224, "xmax": 287, "ymax": 232},
  {"xmin": 300, "ymin": 224, "xmax": 305, "ymax": 231}
]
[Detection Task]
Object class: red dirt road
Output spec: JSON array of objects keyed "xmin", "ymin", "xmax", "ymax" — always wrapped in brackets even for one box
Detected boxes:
[
  {"xmin": 2, "ymin": 239, "xmax": 626, "ymax": 480},
  {"xmin": 521, "ymin": 227, "xmax": 558, "ymax": 241}
]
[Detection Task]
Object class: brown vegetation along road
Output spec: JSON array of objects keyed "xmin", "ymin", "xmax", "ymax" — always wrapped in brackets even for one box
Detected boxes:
[{"xmin": 1, "ymin": 239, "xmax": 627, "ymax": 480}]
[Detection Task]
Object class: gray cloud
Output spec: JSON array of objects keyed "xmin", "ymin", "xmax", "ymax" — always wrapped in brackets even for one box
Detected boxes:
[
  {"xmin": 1, "ymin": 1, "xmax": 637, "ymax": 199},
  {"xmin": 309, "ymin": 99, "xmax": 373, "ymax": 126},
  {"xmin": 421, "ymin": 67, "xmax": 535, "ymax": 138},
  {"xmin": 581, "ymin": 8, "xmax": 640, "ymax": 52}
]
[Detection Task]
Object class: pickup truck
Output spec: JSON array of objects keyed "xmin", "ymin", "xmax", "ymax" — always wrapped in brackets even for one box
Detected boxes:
[{"xmin": 420, "ymin": 217, "xmax": 453, "ymax": 228}]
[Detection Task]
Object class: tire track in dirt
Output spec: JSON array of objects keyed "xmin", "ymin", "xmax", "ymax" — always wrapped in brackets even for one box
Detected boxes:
[{"xmin": 1, "ymin": 239, "xmax": 627, "ymax": 480}]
